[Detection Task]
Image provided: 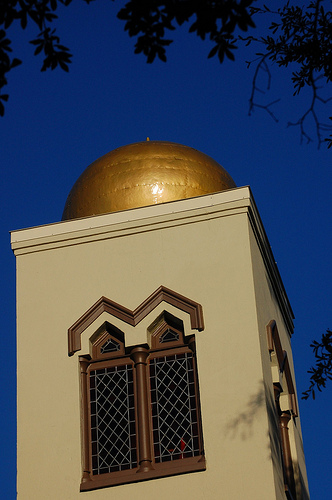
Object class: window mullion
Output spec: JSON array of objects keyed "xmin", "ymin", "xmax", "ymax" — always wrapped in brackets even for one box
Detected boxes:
[{"xmin": 131, "ymin": 347, "xmax": 153, "ymax": 473}]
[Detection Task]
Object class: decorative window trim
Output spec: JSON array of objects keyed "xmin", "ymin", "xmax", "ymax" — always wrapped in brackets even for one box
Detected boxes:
[
  {"xmin": 267, "ymin": 320, "xmax": 298, "ymax": 500},
  {"xmin": 266, "ymin": 320, "xmax": 298, "ymax": 417},
  {"xmin": 80, "ymin": 313, "xmax": 205, "ymax": 491},
  {"xmin": 149, "ymin": 310, "xmax": 184, "ymax": 349},
  {"xmin": 90, "ymin": 322, "xmax": 125, "ymax": 360},
  {"xmin": 68, "ymin": 286, "xmax": 204, "ymax": 356},
  {"xmin": 273, "ymin": 384, "xmax": 296, "ymax": 500}
]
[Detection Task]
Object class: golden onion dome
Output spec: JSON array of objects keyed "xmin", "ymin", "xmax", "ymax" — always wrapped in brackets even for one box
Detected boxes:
[{"xmin": 62, "ymin": 140, "xmax": 236, "ymax": 220}]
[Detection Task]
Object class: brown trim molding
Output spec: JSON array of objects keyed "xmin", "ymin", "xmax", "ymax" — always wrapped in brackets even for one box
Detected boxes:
[
  {"xmin": 267, "ymin": 320, "xmax": 298, "ymax": 417},
  {"xmin": 80, "ymin": 455, "xmax": 206, "ymax": 491},
  {"xmin": 273, "ymin": 384, "xmax": 297, "ymax": 500},
  {"xmin": 80, "ymin": 320, "xmax": 205, "ymax": 491},
  {"xmin": 130, "ymin": 347, "xmax": 154, "ymax": 474},
  {"xmin": 80, "ymin": 357, "xmax": 90, "ymax": 485},
  {"xmin": 68, "ymin": 286, "xmax": 204, "ymax": 356}
]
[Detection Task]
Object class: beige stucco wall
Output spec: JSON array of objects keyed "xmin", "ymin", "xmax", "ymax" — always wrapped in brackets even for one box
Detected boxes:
[
  {"xmin": 12, "ymin": 188, "xmax": 309, "ymax": 499},
  {"xmin": 248, "ymin": 222, "xmax": 310, "ymax": 500}
]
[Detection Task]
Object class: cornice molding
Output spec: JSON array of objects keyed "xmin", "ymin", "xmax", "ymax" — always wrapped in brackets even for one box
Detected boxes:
[{"xmin": 11, "ymin": 188, "xmax": 249, "ymax": 254}]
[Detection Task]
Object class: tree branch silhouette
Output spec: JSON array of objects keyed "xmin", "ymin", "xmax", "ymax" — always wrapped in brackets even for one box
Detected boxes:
[
  {"xmin": 1, "ymin": 1, "xmax": 331, "ymax": 149},
  {"xmin": 302, "ymin": 329, "xmax": 332, "ymax": 400},
  {"xmin": 241, "ymin": 1, "xmax": 332, "ymax": 147}
]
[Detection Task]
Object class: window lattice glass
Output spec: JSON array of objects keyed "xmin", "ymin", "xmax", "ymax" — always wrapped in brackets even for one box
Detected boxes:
[
  {"xmin": 90, "ymin": 364, "xmax": 137, "ymax": 475},
  {"xmin": 159, "ymin": 329, "xmax": 180, "ymax": 343},
  {"xmin": 150, "ymin": 352, "xmax": 200, "ymax": 463},
  {"xmin": 100, "ymin": 337, "xmax": 121, "ymax": 354}
]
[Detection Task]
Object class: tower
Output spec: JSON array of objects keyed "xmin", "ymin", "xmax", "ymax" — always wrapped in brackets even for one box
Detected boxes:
[{"xmin": 11, "ymin": 141, "xmax": 310, "ymax": 499}]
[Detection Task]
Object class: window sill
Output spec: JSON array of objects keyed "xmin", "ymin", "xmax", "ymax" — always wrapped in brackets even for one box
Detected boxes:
[{"xmin": 80, "ymin": 455, "xmax": 206, "ymax": 491}]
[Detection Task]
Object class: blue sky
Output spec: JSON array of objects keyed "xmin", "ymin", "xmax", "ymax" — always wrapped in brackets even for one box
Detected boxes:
[{"xmin": 1, "ymin": 2, "xmax": 331, "ymax": 498}]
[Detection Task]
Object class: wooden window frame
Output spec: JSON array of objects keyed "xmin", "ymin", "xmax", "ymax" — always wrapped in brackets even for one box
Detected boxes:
[
  {"xmin": 80, "ymin": 316, "xmax": 205, "ymax": 492},
  {"xmin": 273, "ymin": 384, "xmax": 296, "ymax": 500},
  {"xmin": 267, "ymin": 320, "xmax": 298, "ymax": 500}
]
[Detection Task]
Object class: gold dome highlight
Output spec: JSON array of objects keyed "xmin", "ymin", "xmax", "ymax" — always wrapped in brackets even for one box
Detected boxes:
[{"xmin": 62, "ymin": 141, "xmax": 236, "ymax": 220}]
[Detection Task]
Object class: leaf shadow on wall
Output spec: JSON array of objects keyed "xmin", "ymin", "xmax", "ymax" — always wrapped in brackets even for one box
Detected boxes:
[
  {"xmin": 224, "ymin": 380, "xmax": 285, "ymax": 463},
  {"xmin": 224, "ymin": 380, "xmax": 266, "ymax": 441}
]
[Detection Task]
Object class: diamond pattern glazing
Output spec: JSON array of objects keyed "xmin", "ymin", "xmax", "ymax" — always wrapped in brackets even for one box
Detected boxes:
[
  {"xmin": 159, "ymin": 329, "xmax": 179, "ymax": 343},
  {"xmin": 90, "ymin": 364, "xmax": 137, "ymax": 474},
  {"xmin": 150, "ymin": 352, "xmax": 200, "ymax": 463},
  {"xmin": 100, "ymin": 337, "xmax": 121, "ymax": 354}
]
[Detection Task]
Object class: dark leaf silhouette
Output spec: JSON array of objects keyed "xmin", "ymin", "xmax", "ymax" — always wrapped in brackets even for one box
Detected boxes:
[
  {"xmin": 302, "ymin": 329, "xmax": 332, "ymax": 400},
  {"xmin": 0, "ymin": 0, "xmax": 331, "ymax": 147}
]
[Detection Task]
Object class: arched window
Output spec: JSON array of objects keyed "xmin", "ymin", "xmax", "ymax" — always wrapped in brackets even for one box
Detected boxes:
[{"xmin": 80, "ymin": 314, "xmax": 205, "ymax": 491}]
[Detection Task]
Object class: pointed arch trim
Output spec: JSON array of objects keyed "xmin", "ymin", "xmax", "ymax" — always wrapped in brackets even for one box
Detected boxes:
[{"xmin": 68, "ymin": 285, "xmax": 204, "ymax": 356}]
